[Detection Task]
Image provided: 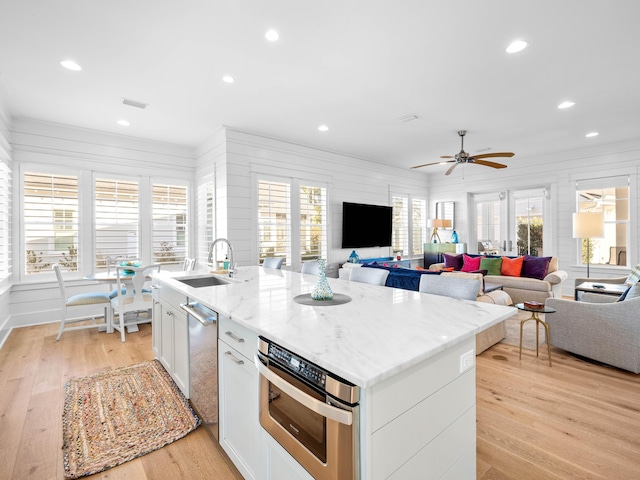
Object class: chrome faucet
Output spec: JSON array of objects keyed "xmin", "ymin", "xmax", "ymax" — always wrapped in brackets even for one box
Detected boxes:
[{"xmin": 208, "ymin": 238, "xmax": 235, "ymax": 277}]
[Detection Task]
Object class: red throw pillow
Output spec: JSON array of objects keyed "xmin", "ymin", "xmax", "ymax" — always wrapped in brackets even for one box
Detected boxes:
[
  {"xmin": 461, "ymin": 254, "xmax": 482, "ymax": 272},
  {"xmin": 501, "ymin": 256, "xmax": 524, "ymax": 276}
]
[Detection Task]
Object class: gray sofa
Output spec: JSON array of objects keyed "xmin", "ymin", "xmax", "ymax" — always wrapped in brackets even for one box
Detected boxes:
[
  {"xmin": 545, "ymin": 296, "xmax": 640, "ymax": 374},
  {"xmin": 430, "ymin": 257, "xmax": 568, "ymax": 304}
]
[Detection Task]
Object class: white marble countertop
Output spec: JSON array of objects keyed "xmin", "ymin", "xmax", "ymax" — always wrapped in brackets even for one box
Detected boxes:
[{"xmin": 155, "ymin": 266, "xmax": 516, "ymax": 388}]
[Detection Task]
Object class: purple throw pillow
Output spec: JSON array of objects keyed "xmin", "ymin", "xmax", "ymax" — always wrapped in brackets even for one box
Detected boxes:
[
  {"xmin": 443, "ymin": 253, "xmax": 463, "ymax": 270},
  {"xmin": 521, "ymin": 255, "xmax": 551, "ymax": 280}
]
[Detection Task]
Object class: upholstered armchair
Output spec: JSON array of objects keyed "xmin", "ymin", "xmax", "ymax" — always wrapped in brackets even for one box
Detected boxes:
[
  {"xmin": 574, "ymin": 275, "xmax": 627, "ymax": 303},
  {"xmin": 545, "ymin": 296, "xmax": 640, "ymax": 374}
]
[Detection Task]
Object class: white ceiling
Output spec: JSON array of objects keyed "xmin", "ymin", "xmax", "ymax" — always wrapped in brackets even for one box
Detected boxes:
[{"xmin": 1, "ymin": 0, "xmax": 639, "ymax": 174}]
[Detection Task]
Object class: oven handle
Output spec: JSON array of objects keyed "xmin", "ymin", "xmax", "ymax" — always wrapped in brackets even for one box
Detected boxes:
[{"xmin": 255, "ymin": 355, "xmax": 353, "ymax": 426}]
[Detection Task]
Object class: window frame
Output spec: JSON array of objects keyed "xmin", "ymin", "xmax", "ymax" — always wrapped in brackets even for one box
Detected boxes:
[{"xmin": 391, "ymin": 192, "xmax": 426, "ymax": 258}]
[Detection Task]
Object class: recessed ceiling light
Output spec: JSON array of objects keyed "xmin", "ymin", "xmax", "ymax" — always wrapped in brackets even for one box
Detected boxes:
[
  {"xmin": 558, "ymin": 101, "xmax": 575, "ymax": 109},
  {"xmin": 585, "ymin": 132, "xmax": 599, "ymax": 138},
  {"xmin": 506, "ymin": 40, "xmax": 528, "ymax": 53},
  {"xmin": 222, "ymin": 75, "xmax": 235, "ymax": 84},
  {"xmin": 117, "ymin": 120, "xmax": 130, "ymax": 126},
  {"xmin": 60, "ymin": 60, "xmax": 82, "ymax": 71},
  {"xmin": 318, "ymin": 125, "xmax": 329, "ymax": 132},
  {"xmin": 265, "ymin": 29, "xmax": 279, "ymax": 42}
]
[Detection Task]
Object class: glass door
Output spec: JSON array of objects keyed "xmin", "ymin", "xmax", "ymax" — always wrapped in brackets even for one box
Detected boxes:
[
  {"xmin": 472, "ymin": 192, "xmax": 508, "ymax": 255},
  {"xmin": 513, "ymin": 189, "xmax": 546, "ymax": 257}
]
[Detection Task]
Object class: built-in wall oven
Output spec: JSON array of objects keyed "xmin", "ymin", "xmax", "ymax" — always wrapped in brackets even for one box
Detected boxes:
[
  {"xmin": 180, "ymin": 300, "xmax": 219, "ymax": 441},
  {"xmin": 256, "ymin": 336, "xmax": 360, "ymax": 480}
]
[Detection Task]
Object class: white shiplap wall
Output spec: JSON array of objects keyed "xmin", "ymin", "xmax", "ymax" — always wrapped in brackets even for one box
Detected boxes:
[
  {"xmin": 426, "ymin": 138, "xmax": 640, "ymax": 296},
  {"xmin": 0, "ymin": 91, "xmax": 12, "ymax": 345},
  {"xmin": 8, "ymin": 118, "xmax": 197, "ymax": 328},
  {"xmin": 211, "ymin": 128, "xmax": 430, "ymax": 272}
]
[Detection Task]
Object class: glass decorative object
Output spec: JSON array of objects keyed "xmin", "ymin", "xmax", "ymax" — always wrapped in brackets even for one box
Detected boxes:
[
  {"xmin": 451, "ymin": 230, "xmax": 459, "ymax": 243},
  {"xmin": 348, "ymin": 250, "xmax": 359, "ymax": 263},
  {"xmin": 311, "ymin": 259, "xmax": 334, "ymax": 301}
]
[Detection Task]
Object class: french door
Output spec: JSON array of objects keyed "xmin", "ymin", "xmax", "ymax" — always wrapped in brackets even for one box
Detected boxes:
[{"xmin": 472, "ymin": 188, "xmax": 548, "ymax": 257}]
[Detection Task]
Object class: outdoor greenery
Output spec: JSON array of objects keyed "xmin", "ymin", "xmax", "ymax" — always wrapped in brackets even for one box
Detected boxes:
[
  {"xmin": 59, "ymin": 245, "xmax": 78, "ymax": 271},
  {"xmin": 26, "ymin": 250, "xmax": 50, "ymax": 274},
  {"xmin": 155, "ymin": 241, "xmax": 178, "ymax": 264},
  {"xmin": 516, "ymin": 217, "xmax": 543, "ymax": 256}
]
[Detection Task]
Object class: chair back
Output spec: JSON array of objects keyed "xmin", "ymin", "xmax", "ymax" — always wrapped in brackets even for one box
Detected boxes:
[
  {"xmin": 114, "ymin": 263, "xmax": 161, "ymax": 308},
  {"xmin": 301, "ymin": 260, "xmax": 320, "ymax": 275},
  {"xmin": 419, "ymin": 275, "xmax": 480, "ymax": 301},
  {"xmin": 263, "ymin": 257, "xmax": 284, "ymax": 269},
  {"xmin": 52, "ymin": 264, "xmax": 67, "ymax": 302},
  {"xmin": 183, "ymin": 257, "xmax": 196, "ymax": 271},
  {"xmin": 349, "ymin": 267, "xmax": 389, "ymax": 286}
]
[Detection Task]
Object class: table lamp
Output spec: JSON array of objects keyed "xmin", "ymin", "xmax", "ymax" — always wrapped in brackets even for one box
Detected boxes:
[
  {"xmin": 428, "ymin": 218, "xmax": 452, "ymax": 243},
  {"xmin": 572, "ymin": 212, "xmax": 604, "ymax": 277}
]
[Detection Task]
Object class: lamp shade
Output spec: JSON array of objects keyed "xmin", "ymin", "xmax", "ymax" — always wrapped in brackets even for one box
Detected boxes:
[
  {"xmin": 429, "ymin": 218, "xmax": 452, "ymax": 229},
  {"xmin": 572, "ymin": 212, "xmax": 604, "ymax": 238}
]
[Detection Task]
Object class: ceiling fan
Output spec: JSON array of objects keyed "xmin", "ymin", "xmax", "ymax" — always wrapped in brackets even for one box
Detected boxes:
[{"xmin": 411, "ymin": 130, "xmax": 514, "ymax": 175}]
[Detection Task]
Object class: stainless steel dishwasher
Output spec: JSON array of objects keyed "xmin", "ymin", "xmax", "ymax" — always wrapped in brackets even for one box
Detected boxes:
[{"xmin": 180, "ymin": 300, "xmax": 219, "ymax": 441}]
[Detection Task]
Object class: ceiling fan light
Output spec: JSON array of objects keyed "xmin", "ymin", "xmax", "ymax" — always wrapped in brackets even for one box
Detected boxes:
[
  {"xmin": 506, "ymin": 40, "xmax": 528, "ymax": 53},
  {"xmin": 60, "ymin": 60, "xmax": 82, "ymax": 71},
  {"xmin": 585, "ymin": 132, "xmax": 599, "ymax": 138}
]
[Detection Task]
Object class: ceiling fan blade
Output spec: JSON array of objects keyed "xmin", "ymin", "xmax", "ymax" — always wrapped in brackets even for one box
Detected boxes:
[
  {"xmin": 410, "ymin": 160, "xmax": 455, "ymax": 169},
  {"xmin": 472, "ymin": 159, "xmax": 508, "ymax": 169},
  {"xmin": 440, "ymin": 155, "xmax": 454, "ymax": 159},
  {"xmin": 472, "ymin": 152, "xmax": 515, "ymax": 159},
  {"xmin": 445, "ymin": 163, "xmax": 459, "ymax": 176}
]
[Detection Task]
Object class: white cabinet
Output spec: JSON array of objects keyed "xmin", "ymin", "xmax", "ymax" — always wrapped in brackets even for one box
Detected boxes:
[
  {"xmin": 218, "ymin": 316, "xmax": 259, "ymax": 480},
  {"xmin": 152, "ymin": 281, "xmax": 189, "ymax": 397},
  {"xmin": 261, "ymin": 432, "xmax": 314, "ymax": 480}
]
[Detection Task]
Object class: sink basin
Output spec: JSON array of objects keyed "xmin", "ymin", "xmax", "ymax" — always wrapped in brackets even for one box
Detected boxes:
[{"xmin": 177, "ymin": 275, "xmax": 231, "ymax": 288}]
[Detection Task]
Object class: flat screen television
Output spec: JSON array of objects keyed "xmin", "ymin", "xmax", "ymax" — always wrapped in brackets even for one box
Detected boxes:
[{"xmin": 342, "ymin": 202, "xmax": 393, "ymax": 248}]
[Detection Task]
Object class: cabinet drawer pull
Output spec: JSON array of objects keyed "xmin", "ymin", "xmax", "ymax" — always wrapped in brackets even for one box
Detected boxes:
[
  {"xmin": 225, "ymin": 331, "xmax": 245, "ymax": 343},
  {"xmin": 225, "ymin": 351, "xmax": 244, "ymax": 365}
]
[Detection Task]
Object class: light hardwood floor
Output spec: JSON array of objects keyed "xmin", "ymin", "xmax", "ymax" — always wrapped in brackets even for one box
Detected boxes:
[{"xmin": 1, "ymin": 322, "xmax": 639, "ymax": 479}]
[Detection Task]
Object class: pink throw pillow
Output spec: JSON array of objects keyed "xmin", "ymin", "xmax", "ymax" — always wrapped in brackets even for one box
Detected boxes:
[{"xmin": 461, "ymin": 254, "xmax": 482, "ymax": 272}]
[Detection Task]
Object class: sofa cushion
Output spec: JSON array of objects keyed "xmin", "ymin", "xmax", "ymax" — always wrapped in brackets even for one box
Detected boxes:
[
  {"xmin": 461, "ymin": 254, "xmax": 482, "ymax": 272},
  {"xmin": 480, "ymin": 257, "xmax": 502, "ymax": 276},
  {"xmin": 485, "ymin": 274, "xmax": 552, "ymax": 293},
  {"xmin": 501, "ymin": 256, "xmax": 524, "ymax": 276},
  {"xmin": 521, "ymin": 255, "xmax": 552, "ymax": 280},
  {"xmin": 443, "ymin": 253, "xmax": 463, "ymax": 270}
]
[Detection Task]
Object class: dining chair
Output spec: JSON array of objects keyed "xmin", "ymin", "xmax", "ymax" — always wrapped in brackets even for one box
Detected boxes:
[
  {"xmin": 105, "ymin": 256, "xmax": 140, "ymax": 298},
  {"xmin": 263, "ymin": 257, "xmax": 284, "ymax": 269},
  {"xmin": 349, "ymin": 267, "xmax": 389, "ymax": 286},
  {"xmin": 53, "ymin": 264, "xmax": 111, "ymax": 341},
  {"xmin": 182, "ymin": 257, "xmax": 196, "ymax": 271},
  {"xmin": 110, "ymin": 263, "xmax": 161, "ymax": 342},
  {"xmin": 301, "ymin": 260, "xmax": 320, "ymax": 275}
]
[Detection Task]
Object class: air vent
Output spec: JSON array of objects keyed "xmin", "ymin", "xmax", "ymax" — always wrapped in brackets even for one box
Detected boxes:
[
  {"xmin": 396, "ymin": 114, "xmax": 419, "ymax": 123},
  {"xmin": 122, "ymin": 98, "xmax": 149, "ymax": 109}
]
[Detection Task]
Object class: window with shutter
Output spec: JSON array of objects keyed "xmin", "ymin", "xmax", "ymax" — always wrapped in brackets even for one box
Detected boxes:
[
  {"xmin": 392, "ymin": 195, "xmax": 409, "ymax": 256},
  {"xmin": 258, "ymin": 180, "xmax": 291, "ymax": 265},
  {"xmin": 152, "ymin": 183, "xmax": 188, "ymax": 266},
  {"xmin": 95, "ymin": 178, "xmax": 139, "ymax": 269},
  {"xmin": 0, "ymin": 159, "xmax": 10, "ymax": 280},
  {"xmin": 411, "ymin": 198, "xmax": 427, "ymax": 256},
  {"xmin": 196, "ymin": 173, "xmax": 215, "ymax": 267},
  {"xmin": 300, "ymin": 185, "xmax": 327, "ymax": 261},
  {"xmin": 24, "ymin": 172, "xmax": 79, "ymax": 275}
]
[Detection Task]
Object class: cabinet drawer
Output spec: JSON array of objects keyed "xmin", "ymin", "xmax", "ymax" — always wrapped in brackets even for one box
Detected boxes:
[
  {"xmin": 219, "ymin": 316, "xmax": 258, "ymax": 360},
  {"xmin": 158, "ymin": 281, "xmax": 186, "ymax": 310}
]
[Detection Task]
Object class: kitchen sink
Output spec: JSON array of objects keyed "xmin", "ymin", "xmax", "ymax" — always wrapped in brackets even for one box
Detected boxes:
[{"xmin": 176, "ymin": 275, "xmax": 232, "ymax": 288}]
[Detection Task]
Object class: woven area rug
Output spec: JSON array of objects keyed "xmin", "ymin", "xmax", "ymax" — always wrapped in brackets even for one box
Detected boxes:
[
  {"xmin": 501, "ymin": 309, "xmax": 548, "ymax": 350},
  {"xmin": 62, "ymin": 359, "xmax": 200, "ymax": 479}
]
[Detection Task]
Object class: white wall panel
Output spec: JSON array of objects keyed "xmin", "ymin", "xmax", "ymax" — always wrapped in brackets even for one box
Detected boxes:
[{"xmin": 427, "ymin": 139, "xmax": 640, "ymax": 296}]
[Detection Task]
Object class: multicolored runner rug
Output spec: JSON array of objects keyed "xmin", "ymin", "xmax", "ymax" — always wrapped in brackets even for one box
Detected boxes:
[{"xmin": 62, "ymin": 359, "xmax": 200, "ymax": 478}]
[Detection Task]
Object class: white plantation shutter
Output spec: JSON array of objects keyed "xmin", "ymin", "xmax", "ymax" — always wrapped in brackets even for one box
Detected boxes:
[
  {"xmin": 411, "ymin": 198, "xmax": 427, "ymax": 256},
  {"xmin": 152, "ymin": 183, "xmax": 188, "ymax": 266},
  {"xmin": 299, "ymin": 185, "xmax": 327, "ymax": 261},
  {"xmin": 258, "ymin": 180, "xmax": 291, "ymax": 265},
  {"xmin": 95, "ymin": 178, "xmax": 139, "ymax": 268},
  {"xmin": 0, "ymin": 160, "xmax": 10, "ymax": 280},
  {"xmin": 23, "ymin": 172, "xmax": 78, "ymax": 275},
  {"xmin": 196, "ymin": 173, "xmax": 215, "ymax": 267},
  {"xmin": 392, "ymin": 195, "xmax": 409, "ymax": 255}
]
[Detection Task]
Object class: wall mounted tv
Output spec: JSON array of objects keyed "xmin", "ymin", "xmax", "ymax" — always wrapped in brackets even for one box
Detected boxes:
[{"xmin": 342, "ymin": 202, "xmax": 393, "ymax": 249}]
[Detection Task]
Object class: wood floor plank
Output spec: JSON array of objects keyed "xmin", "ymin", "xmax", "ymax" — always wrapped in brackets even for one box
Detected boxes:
[{"xmin": 3, "ymin": 320, "xmax": 640, "ymax": 480}]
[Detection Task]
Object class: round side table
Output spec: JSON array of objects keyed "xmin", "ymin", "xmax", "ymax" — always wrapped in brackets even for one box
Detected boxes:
[{"xmin": 515, "ymin": 303, "xmax": 556, "ymax": 366}]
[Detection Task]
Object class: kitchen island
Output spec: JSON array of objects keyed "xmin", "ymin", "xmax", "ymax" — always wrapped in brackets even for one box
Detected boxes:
[{"xmin": 154, "ymin": 266, "xmax": 516, "ymax": 479}]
